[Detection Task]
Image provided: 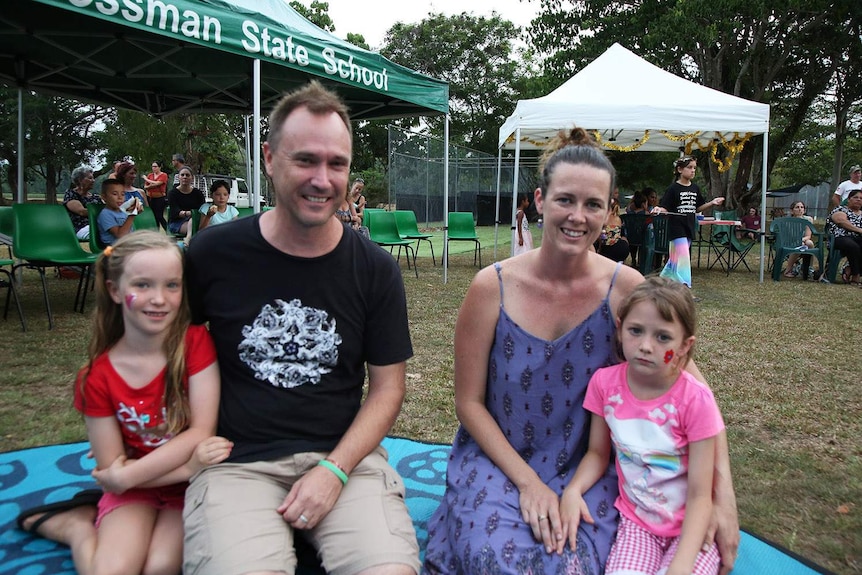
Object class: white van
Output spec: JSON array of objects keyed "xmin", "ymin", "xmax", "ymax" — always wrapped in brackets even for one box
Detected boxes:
[{"xmin": 200, "ymin": 174, "xmax": 262, "ymax": 208}]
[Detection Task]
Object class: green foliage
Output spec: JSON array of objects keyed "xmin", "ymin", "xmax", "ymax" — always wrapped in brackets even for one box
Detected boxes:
[
  {"xmin": 0, "ymin": 89, "xmax": 104, "ymax": 203},
  {"xmin": 100, "ymin": 111, "xmax": 247, "ymax": 180},
  {"xmin": 289, "ymin": 0, "xmax": 335, "ymax": 31},
  {"xmin": 527, "ymin": 0, "xmax": 862, "ymax": 204},
  {"xmin": 381, "ymin": 12, "xmax": 525, "ymax": 153}
]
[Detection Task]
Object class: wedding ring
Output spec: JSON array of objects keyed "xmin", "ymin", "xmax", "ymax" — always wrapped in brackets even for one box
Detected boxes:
[
  {"xmin": 299, "ymin": 514, "xmax": 309, "ymax": 523},
  {"xmin": 538, "ymin": 515, "xmax": 547, "ymax": 521}
]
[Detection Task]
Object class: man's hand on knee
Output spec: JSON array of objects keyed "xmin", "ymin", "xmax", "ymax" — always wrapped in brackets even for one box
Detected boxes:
[{"xmin": 276, "ymin": 466, "xmax": 343, "ymax": 530}]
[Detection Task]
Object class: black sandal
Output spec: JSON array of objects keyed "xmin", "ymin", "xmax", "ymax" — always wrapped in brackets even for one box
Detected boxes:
[{"xmin": 15, "ymin": 489, "xmax": 102, "ymax": 534}]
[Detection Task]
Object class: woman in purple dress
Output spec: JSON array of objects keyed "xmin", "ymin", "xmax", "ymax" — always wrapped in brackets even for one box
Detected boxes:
[{"xmin": 423, "ymin": 128, "xmax": 740, "ymax": 575}]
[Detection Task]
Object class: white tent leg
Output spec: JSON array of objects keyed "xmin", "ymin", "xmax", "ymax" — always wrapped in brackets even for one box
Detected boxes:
[
  {"xmin": 510, "ymin": 130, "xmax": 522, "ymax": 258},
  {"xmin": 253, "ymin": 59, "xmax": 261, "ymax": 213},
  {"xmin": 493, "ymin": 149, "xmax": 502, "ymax": 260},
  {"xmin": 17, "ymin": 88, "xmax": 24, "ymax": 204},
  {"xmin": 443, "ymin": 114, "xmax": 450, "ymax": 284},
  {"xmin": 759, "ymin": 130, "xmax": 769, "ymax": 282}
]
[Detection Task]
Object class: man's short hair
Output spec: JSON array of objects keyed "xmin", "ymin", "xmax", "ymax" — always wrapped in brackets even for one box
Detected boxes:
[
  {"xmin": 267, "ymin": 80, "xmax": 351, "ymax": 152},
  {"xmin": 172, "ymin": 153, "xmax": 185, "ymax": 163},
  {"xmin": 101, "ymin": 178, "xmax": 124, "ymax": 195}
]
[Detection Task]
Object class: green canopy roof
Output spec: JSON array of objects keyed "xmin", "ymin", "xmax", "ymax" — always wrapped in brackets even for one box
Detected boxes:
[{"xmin": 0, "ymin": 0, "xmax": 449, "ymax": 118}]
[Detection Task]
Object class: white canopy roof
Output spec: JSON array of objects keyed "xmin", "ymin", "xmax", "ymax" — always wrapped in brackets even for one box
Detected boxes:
[{"xmin": 498, "ymin": 43, "xmax": 769, "ymax": 151}]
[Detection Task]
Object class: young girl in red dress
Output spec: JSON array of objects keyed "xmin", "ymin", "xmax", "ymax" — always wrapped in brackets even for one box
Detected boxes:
[{"xmin": 17, "ymin": 230, "xmax": 231, "ymax": 575}]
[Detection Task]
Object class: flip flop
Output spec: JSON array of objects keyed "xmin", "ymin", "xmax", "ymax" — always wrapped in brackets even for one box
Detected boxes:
[{"xmin": 16, "ymin": 488, "xmax": 102, "ymax": 535}]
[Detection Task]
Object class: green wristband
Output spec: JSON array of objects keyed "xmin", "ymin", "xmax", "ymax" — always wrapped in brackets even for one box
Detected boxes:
[{"xmin": 318, "ymin": 459, "xmax": 348, "ymax": 485}]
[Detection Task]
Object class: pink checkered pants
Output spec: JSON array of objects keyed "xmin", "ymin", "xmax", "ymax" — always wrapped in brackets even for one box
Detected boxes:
[{"xmin": 606, "ymin": 516, "xmax": 720, "ymax": 575}]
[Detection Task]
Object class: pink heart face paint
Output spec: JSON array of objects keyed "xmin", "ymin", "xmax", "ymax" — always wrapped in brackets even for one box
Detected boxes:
[
  {"xmin": 125, "ymin": 293, "xmax": 137, "ymax": 309},
  {"xmin": 664, "ymin": 350, "xmax": 674, "ymax": 364}
]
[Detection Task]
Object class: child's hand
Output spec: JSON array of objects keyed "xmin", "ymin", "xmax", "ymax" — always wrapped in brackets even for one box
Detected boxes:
[
  {"xmin": 559, "ymin": 487, "xmax": 594, "ymax": 553},
  {"xmin": 188, "ymin": 436, "xmax": 233, "ymax": 474},
  {"xmin": 208, "ymin": 205, "xmax": 217, "ymax": 216},
  {"xmin": 92, "ymin": 454, "xmax": 130, "ymax": 494}
]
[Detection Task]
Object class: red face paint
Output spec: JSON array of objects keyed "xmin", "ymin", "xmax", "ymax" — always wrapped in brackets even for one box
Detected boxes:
[
  {"xmin": 664, "ymin": 350, "xmax": 674, "ymax": 364},
  {"xmin": 125, "ymin": 293, "xmax": 137, "ymax": 309}
]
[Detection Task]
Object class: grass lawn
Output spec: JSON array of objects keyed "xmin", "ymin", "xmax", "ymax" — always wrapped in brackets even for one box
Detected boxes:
[{"xmin": 0, "ymin": 228, "xmax": 859, "ymax": 574}]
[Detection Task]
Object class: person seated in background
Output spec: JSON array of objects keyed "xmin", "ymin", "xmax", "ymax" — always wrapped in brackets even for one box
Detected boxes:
[
  {"xmin": 167, "ymin": 166, "xmax": 206, "ymax": 236},
  {"xmin": 739, "ymin": 207, "xmax": 761, "ymax": 239},
  {"xmin": 350, "ymin": 177, "xmax": 366, "ymax": 222},
  {"xmin": 783, "ymin": 201, "xmax": 820, "ymax": 279},
  {"xmin": 97, "ymin": 178, "xmax": 138, "ymax": 246},
  {"xmin": 596, "ymin": 196, "xmax": 630, "ymax": 263},
  {"xmin": 645, "ymin": 186, "xmax": 659, "ymax": 211},
  {"xmin": 626, "ymin": 189, "xmax": 647, "ymax": 214},
  {"xmin": 826, "ymin": 190, "xmax": 862, "ymax": 286},
  {"xmin": 106, "ymin": 160, "xmax": 122, "ymax": 180},
  {"xmin": 115, "ymin": 161, "xmax": 149, "ymax": 209},
  {"xmin": 63, "ymin": 166, "xmax": 103, "ymax": 240},
  {"xmin": 198, "ymin": 180, "xmax": 239, "ymax": 231}
]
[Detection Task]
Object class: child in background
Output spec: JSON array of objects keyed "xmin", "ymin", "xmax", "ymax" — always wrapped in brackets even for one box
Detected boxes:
[
  {"xmin": 512, "ymin": 193, "xmax": 533, "ymax": 255},
  {"xmin": 199, "ymin": 180, "xmax": 239, "ymax": 231},
  {"xmin": 16, "ymin": 231, "xmax": 231, "ymax": 575},
  {"xmin": 97, "ymin": 178, "xmax": 138, "ymax": 246},
  {"xmin": 562, "ymin": 276, "xmax": 724, "ymax": 575}
]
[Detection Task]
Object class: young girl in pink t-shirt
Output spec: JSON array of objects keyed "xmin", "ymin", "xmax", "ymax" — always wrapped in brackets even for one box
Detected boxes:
[{"xmin": 563, "ymin": 276, "xmax": 724, "ymax": 575}]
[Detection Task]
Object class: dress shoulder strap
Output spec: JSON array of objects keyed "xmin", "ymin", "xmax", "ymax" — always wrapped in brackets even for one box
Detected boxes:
[
  {"xmin": 494, "ymin": 262, "xmax": 505, "ymax": 309},
  {"xmin": 606, "ymin": 261, "xmax": 623, "ymax": 300}
]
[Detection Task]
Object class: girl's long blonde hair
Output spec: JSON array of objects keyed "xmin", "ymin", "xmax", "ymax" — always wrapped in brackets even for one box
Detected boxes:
[{"xmin": 81, "ymin": 231, "xmax": 192, "ymax": 435}]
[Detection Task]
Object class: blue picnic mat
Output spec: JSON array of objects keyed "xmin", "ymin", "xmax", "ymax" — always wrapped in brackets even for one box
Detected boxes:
[{"xmin": 0, "ymin": 438, "xmax": 834, "ymax": 574}]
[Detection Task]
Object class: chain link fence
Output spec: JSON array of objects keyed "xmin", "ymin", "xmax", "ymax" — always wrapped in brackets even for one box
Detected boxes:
[{"xmin": 387, "ymin": 125, "xmax": 541, "ymax": 227}]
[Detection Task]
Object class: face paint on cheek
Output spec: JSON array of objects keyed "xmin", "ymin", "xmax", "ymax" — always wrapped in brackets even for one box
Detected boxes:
[
  {"xmin": 664, "ymin": 350, "xmax": 674, "ymax": 364},
  {"xmin": 125, "ymin": 294, "xmax": 137, "ymax": 309}
]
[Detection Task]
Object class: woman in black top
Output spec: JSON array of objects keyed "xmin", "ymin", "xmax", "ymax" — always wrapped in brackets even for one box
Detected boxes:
[{"xmin": 651, "ymin": 156, "xmax": 723, "ymax": 287}]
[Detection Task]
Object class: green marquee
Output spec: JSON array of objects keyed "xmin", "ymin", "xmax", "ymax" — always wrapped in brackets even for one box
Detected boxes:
[{"xmin": 0, "ymin": 0, "xmax": 449, "ymax": 118}]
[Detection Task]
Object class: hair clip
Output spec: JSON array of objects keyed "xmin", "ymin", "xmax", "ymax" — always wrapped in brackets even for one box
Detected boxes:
[{"xmin": 103, "ymin": 246, "xmax": 113, "ymax": 257}]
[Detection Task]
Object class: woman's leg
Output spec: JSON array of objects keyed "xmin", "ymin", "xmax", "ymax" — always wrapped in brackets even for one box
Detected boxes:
[
  {"xmin": 142, "ymin": 508, "xmax": 184, "ymax": 575},
  {"xmin": 785, "ymin": 253, "xmax": 800, "ymax": 276},
  {"xmin": 835, "ymin": 236, "xmax": 862, "ymax": 280}
]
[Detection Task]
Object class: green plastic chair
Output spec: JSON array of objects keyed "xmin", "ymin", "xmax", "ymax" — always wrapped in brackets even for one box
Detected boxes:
[
  {"xmin": 363, "ymin": 208, "xmax": 385, "ymax": 236},
  {"xmin": 0, "ymin": 256, "xmax": 25, "ymax": 330},
  {"xmin": 132, "ymin": 206, "xmax": 159, "ymax": 231},
  {"xmin": 620, "ymin": 212, "xmax": 649, "ymax": 269},
  {"xmin": 12, "ymin": 204, "xmax": 100, "ymax": 329},
  {"xmin": 640, "ymin": 214, "xmax": 671, "ymax": 275},
  {"xmin": 0, "ymin": 205, "xmax": 14, "ymax": 257},
  {"xmin": 366, "ymin": 211, "xmax": 418, "ymax": 278},
  {"xmin": 236, "ymin": 207, "xmax": 255, "ymax": 218},
  {"xmin": 447, "ymin": 212, "xmax": 482, "ymax": 267},
  {"xmin": 769, "ymin": 217, "xmax": 823, "ymax": 281},
  {"xmin": 87, "ymin": 203, "xmax": 108, "ymax": 252},
  {"xmin": 823, "ymin": 232, "xmax": 845, "ymax": 283},
  {"xmin": 394, "ymin": 210, "xmax": 435, "ymax": 265}
]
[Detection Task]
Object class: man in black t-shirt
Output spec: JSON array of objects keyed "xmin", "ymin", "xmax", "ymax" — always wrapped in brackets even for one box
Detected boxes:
[{"xmin": 184, "ymin": 82, "xmax": 419, "ymax": 575}]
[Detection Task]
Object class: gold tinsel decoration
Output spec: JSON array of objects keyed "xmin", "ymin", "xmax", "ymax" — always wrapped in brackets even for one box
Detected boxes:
[{"xmin": 593, "ymin": 130, "xmax": 651, "ymax": 152}]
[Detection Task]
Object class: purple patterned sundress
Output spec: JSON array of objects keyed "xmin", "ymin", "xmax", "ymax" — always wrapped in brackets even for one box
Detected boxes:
[{"xmin": 423, "ymin": 262, "xmax": 622, "ymax": 575}]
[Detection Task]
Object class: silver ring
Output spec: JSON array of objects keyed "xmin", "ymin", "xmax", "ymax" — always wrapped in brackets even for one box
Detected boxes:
[
  {"xmin": 538, "ymin": 515, "xmax": 547, "ymax": 521},
  {"xmin": 299, "ymin": 514, "xmax": 309, "ymax": 523}
]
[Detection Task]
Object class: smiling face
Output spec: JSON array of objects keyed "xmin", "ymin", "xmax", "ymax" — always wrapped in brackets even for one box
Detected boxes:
[
  {"xmin": 535, "ymin": 162, "xmax": 610, "ymax": 254},
  {"xmin": 108, "ymin": 247, "xmax": 183, "ymax": 339},
  {"xmin": 619, "ymin": 300, "xmax": 694, "ymax": 384},
  {"xmin": 263, "ymin": 106, "xmax": 351, "ymax": 229}
]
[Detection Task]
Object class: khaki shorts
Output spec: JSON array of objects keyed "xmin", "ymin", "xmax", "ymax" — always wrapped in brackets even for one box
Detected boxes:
[{"xmin": 183, "ymin": 446, "xmax": 419, "ymax": 575}]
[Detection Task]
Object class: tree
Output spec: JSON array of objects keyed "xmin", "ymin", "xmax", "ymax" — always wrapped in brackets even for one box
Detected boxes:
[
  {"xmin": 289, "ymin": 1, "xmax": 335, "ymax": 32},
  {"xmin": 526, "ymin": 0, "xmax": 861, "ymax": 207},
  {"xmin": 0, "ymin": 90, "xmax": 104, "ymax": 203},
  {"xmin": 381, "ymin": 12, "xmax": 525, "ymax": 153}
]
